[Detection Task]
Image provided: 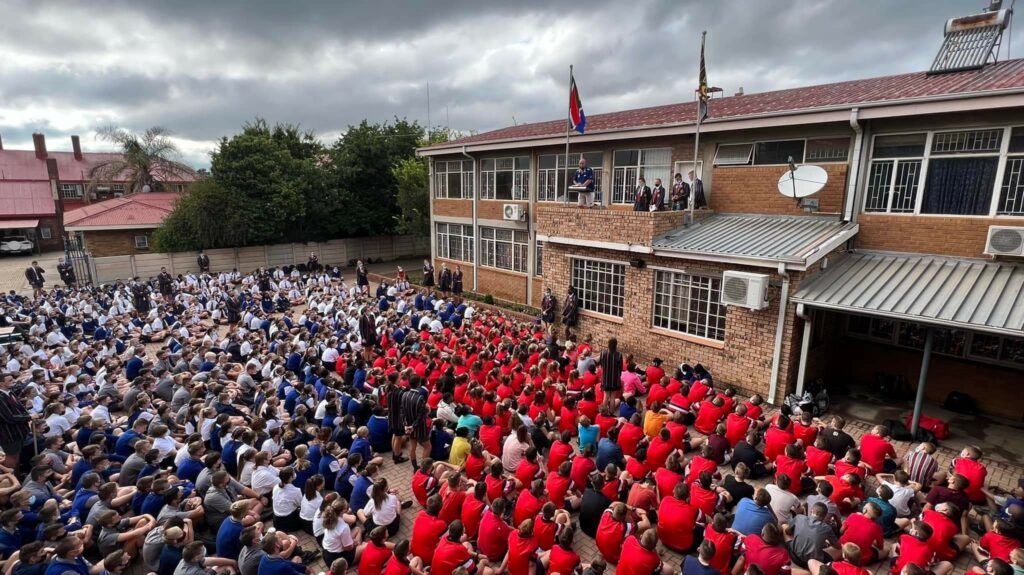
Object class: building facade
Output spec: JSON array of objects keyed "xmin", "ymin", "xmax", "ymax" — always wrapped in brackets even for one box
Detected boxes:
[
  {"xmin": 421, "ymin": 59, "xmax": 1024, "ymax": 420},
  {"xmin": 63, "ymin": 192, "xmax": 181, "ymax": 257},
  {"xmin": 0, "ymin": 134, "xmax": 191, "ymax": 251}
]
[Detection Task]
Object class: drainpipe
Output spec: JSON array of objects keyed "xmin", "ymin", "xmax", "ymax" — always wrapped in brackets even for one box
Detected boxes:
[
  {"xmin": 767, "ymin": 265, "xmax": 790, "ymax": 405},
  {"xmin": 795, "ymin": 303, "xmax": 812, "ymax": 396},
  {"xmin": 461, "ymin": 146, "xmax": 478, "ymax": 291},
  {"xmin": 843, "ymin": 108, "xmax": 864, "ymax": 223}
]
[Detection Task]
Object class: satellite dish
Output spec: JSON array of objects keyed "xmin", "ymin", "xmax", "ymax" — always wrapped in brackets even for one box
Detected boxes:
[
  {"xmin": 778, "ymin": 164, "xmax": 827, "ymax": 200},
  {"xmin": 141, "ymin": 184, "xmax": 152, "ymax": 193}
]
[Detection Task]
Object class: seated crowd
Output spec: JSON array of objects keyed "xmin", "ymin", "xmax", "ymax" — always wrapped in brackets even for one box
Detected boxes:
[{"xmin": 0, "ymin": 263, "xmax": 1020, "ymax": 575}]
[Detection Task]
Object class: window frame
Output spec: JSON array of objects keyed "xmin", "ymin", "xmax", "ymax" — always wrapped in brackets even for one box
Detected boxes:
[
  {"xmin": 611, "ymin": 147, "xmax": 672, "ymax": 204},
  {"xmin": 571, "ymin": 257, "xmax": 626, "ymax": 318},
  {"xmin": 39, "ymin": 226, "xmax": 52, "ymax": 239},
  {"xmin": 433, "ymin": 160, "xmax": 474, "ymax": 200},
  {"xmin": 651, "ymin": 268, "xmax": 727, "ymax": 342},
  {"xmin": 59, "ymin": 183, "xmax": 84, "ymax": 199},
  {"xmin": 862, "ymin": 126, "xmax": 1024, "ymax": 218},
  {"xmin": 480, "ymin": 157, "xmax": 530, "ymax": 201},
  {"xmin": 534, "ymin": 240, "xmax": 544, "ymax": 277},
  {"xmin": 435, "ymin": 222, "xmax": 475, "ymax": 263},
  {"xmin": 134, "ymin": 235, "xmax": 149, "ymax": 250},
  {"xmin": 537, "ymin": 152, "xmax": 604, "ymax": 203},
  {"xmin": 478, "ymin": 226, "xmax": 529, "ymax": 273}
]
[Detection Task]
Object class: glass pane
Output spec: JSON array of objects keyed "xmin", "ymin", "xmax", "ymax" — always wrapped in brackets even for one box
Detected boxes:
[
  {"xmin": 754, "ymin": 140, "xmax": 805, "ymax": 165},
  {"xmin": 999, "ymin": 337, "xmax": 1024, "ymax": 365},
  {"xmin": 891, "ymin": 160, "xmax": 922, "ymax": 213},
  {"xmin": 641, "ymin": 148, "xmax": 671, "ymax": 166},
  {"xmin": 969, "ymin": 333, "xmax": 1002, "ymax": 360},
  {"xmin": 931, "ymin": 129, "xmax": 1003, "ymax": 154},
  {"xmin": 1009, "ymin": 128, "xmax": 1024, "ymax": 154},
  {"xmin": 922, "ymin": 157, "xmax": 998, "ymax": 215},
  {"xmin": 714, "ymin": 144, "xmax": 753, "ymax": 165},
  {"xmin": 873, "ymin": 134, "xmax": 926, "ymax": 158},
  {"xmin": 897, "ymin": 323, "xmax": 927, "ymax": 349},
  {"xmin": 482, "ymin": 159, "xmax": 495, "ymax": 170},
  {"xmin": 869, "ymin": 318, "xmax": 896, "ymax": 341},
  {"xmin": 998, "ymin": 157, "xmax": 1024, "ymax": 215},
  {"xmin": 514, "ymin": 156, "xmax": 531, "ymax": 170},
  {"xmin": 806, "ymin": 138, "xmax": 850, "ymax": 162},
  {"xmin": 539, "ymin": 155, "xmax": 556, "ymax": 169},
  {"xmin": 583, "ymin": 152, "xmax": 604, "ymax": 168},
  {"xmin": 847, "ymin": 315, "xmax": 870, "ymax": 335}
]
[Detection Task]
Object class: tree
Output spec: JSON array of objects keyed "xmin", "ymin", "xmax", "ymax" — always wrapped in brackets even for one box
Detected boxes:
[
  {"xmin": 86, "ymin": 126, "xmax": 195, "ymax": 198},
  {"xmin": 392, "ymin": 128, "xmax": 450, "ymax": 236},
  {"xmin": 152, "ymin": 178, "xmax": 251, "ymax": 251}
]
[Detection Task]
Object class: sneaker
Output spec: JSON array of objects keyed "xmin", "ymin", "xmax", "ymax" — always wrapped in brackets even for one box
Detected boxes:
[
  {"xmin": 393, "ymin": 455, "xmax": 409, "ymax": 464},
  {"xmin": 400, "ymin": 500, "xmax": 413, "ymax": 510}
]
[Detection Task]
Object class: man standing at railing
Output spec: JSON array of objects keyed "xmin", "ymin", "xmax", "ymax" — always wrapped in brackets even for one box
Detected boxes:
[{"xmin": 573, "ymin": 158, "xmax": 595, "ymax": 208}]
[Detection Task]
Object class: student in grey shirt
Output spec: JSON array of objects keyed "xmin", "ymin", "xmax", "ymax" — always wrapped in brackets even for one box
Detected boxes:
[
  {"xmin": 118, "ymin": 442, "xmax": 150, "ymax": 487},
  {"xmin": 237, "ymin": 525, "xmax": 266, "ymax": 575},
  {"xmin": 787, "ymin": 503, "xmax": 838, "ymax": 568}
]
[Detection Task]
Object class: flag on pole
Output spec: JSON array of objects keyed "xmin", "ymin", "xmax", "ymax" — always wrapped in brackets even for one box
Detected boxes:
[
  {"xmin": 569, "ymin": 71, "xmax": 587, "ymax": 134},
  {"xmin": 697, "ymin": 32, "xmax": 710, "ymax": 123}
]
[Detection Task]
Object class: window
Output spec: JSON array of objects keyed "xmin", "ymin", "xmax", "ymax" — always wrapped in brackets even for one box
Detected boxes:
[
  {"xmin": 535, "ymin": 241, "xmax": 544, "ymax": 276},
  {"xmin": 434, "ymin": 160, "xmax": 474, "ymax": 199},
  {"xmin": 714, "ymin": 143, "xmax": 753, "ymax": 166},
  {"xmin": 172, "ymin": 184, "xmax": 186, "ymax": 193},
  {"xmin": 571, "ymin": 258, "xmax": 625, "ymax": 317},
  {"xmin": 435, "ymin": 223, "xmax": 474, "ymax": 263},
  {"xmin": 931, "ymin": 129, "xmax": 1002, "ymax": 154},
  {"xmin": 754, "ymin": 140, "xmax": 805, "ymax": 165},
  {"xmin": 806, "ymin": 138, "xmax": 850, "ymax": 162},
  {"xmin": 538, "ymin": 152, "xmax": 603, "ymax": 203},
  {"xmin": 653, "ymin": 270, "xmax": 726, "ymax": 341},
  {"xmin": 39, "ymin": 227, "xmax": 51, "ymax": 239},
  {"xmin": 846, "ymin": 316, "xmax": 1024, "ymax": 370},
  {"xmin": 60, "ymin": 183, "xmax": 83, "ymax": 199},
  {"xmin": 112, "ymin": 184, "xmax": 125, "ymax": 196},
  {"xmin": 480, "ymin": 157, "xmax": 529, "ymax": 200},
  {"xmin": 611, "ymin": 148, "xmax": 671, "ymax": 204},
  {"xmin": 864, "ymin": 134, "xmax": 926, "ymax": 213},
  {"xmin": 923, "ymin": 130, "xmax": 1001, "ymax": 216},
  {"xmin": 134, "ymin": 235, "xmax": 149, "ymax": 250},
  {"xmin": 479, "ymin": 227, "xmax": 528, "ymax": 272},
  {"xmin": 998, "ymin": 127, "xmax": 1024, "ymax": 215}
]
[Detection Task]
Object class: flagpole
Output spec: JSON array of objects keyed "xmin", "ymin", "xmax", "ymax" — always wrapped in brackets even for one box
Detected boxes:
[
  {"xmin": 565, "ymin": 64, "xmax": 573, "ymax": 206},
  {"xmin": 690, "ymin": 31, "xmax": 705, "ymax": 222}
]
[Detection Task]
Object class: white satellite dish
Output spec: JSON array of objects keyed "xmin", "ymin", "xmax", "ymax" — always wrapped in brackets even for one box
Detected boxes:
[
  {"xmin": 141, "ymin": 184, "xmax": 152, "ymax": 193},
  {"xmin": 778, "ymin": 164, "xmax": 828, "ymax": 200}
]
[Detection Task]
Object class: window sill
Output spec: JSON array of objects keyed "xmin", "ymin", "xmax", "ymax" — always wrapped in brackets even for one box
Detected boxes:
[
  {"xmin": 479, "ymin": 265, "xmax": 529, "ymax": 277},
  {"xmin": 649, "ymin": 326, "xmax": 726, "ymax": 349},
  {"xmin": 578, "ymin": 308, "xmax": 624, "ymax": 324},
  {"xmin": 479, "ymin": 198, "xmax": 528, "ymax": 203}
]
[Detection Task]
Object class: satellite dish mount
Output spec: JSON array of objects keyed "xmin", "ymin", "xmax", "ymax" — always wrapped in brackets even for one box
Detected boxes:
[{"xmin": 778, "ymin": 160, "xmax": 828, "ymax": 205}]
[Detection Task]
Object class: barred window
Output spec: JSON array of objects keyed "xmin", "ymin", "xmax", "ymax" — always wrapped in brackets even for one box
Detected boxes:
[
  {"xmin": 435, "ymin": 223, "xmax": 474, "ymax": 263},
  {"xmin": 571, "ymin": 258, "xmax": 625, "ymax": 317},
  {"xmin": 535, "ymin": 241, "xmax": 544, "ymax": 276},
  {"xmin": 479, "ymin": 227, "xmax": 528, "ymax": 272},
  {"xmin": 806, "ymin": 138, "xmax": 850, "ymax": 162},
  {"xmin": 864, "ymin": 134, "xmax": 926, "ymax": 213},
  {"xmin": 60, "ymin": 183, "xmax": 84, "ymax": 199},
  {"xmin": 480, "ymin": 157, "xmax": 530, "ymax": 200},
  {"xmin": 652, "ymin": 270, "xmax": 726, "ymax": 341},
  {"xmin": 434, "ymin": 160, "xmax": 474, "ymax": 199},
  {"xmin": 538, "ymin": 152, "xmax": 603, "ymax": 203},
  {"xmin": 611, "ymin": 148, "xmax": 671, "ymax": 204},
  {"xmin": 998, "ymin": 127, "xmax": 1024, "ymax": 215}
]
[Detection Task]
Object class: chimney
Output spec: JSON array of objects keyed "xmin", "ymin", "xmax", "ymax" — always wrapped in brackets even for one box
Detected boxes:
[
  {"xmin": 734, "ymin": 87, "xmax": 744, "ymax": 97},
  {"xmin": 32, "ymin": 133, "xmax": 47, "ymax": 159},
  {"xmin": 71, "ymin": 135, "xmax": 82, "ymax": 160},
  {"xmin": 0, "ymin": 133, "xmax": 4, "ymax": 150}
]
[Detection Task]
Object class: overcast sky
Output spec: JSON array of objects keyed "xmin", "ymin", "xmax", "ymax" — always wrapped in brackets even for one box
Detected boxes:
[{"xmin": 0, "ymin": 0, "xmax": 1015, "ymax": 167}]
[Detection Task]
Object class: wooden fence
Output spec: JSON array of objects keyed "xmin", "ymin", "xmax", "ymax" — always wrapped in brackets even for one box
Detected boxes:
[{"xmin": 89, "ymin": 235, "xmax": 429, "ymax": 284}]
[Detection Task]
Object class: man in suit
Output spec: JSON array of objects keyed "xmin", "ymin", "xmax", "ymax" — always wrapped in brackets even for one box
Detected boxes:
[
  {"xmin": 24, "ymin": 261, "xmax": 45, "ymax": 298},
  {"xmin": 633, "ymin": 177, "xmax": 652, "ymax": 212},
  {"xmin": 0, "ymin": 373, "xmax": 30, "ymax": 469},
  {"xmin": 197, "ymin": 251, "xmax": 210, "ymax": 274},
  {"xmin": 651, "ymin": 178, "xmax": 667, "ymax": 211}
]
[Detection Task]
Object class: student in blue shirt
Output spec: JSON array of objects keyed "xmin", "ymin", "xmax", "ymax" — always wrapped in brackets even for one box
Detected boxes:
[
  {"xmin": 349, "ymin": 464, "xmax": 377, "ymax": 512},
  {"xmin": 215, "ymin": 503, "xmax": 248, "ymax": 562},
  {"xmin": 455, "ymin": 405, "xmax": 483, "ymax": 437},
  {"xmin": 176, "ymin": 443, "xmax": 206, "ymax": 484},
  {"xmin": 429, "ymin": 420, "xmax": 453, "ymax": 462},
  {"xmin": 350, "ymin": 427, "xmax": 382, "ymax": 467},
  {"xmin": 731, "ymin": 488, "xmax": 776, "ymax": 536},
  {"xmin": 69, "ymin": 474, "xmax": 101, "ymax": 520},
  {"xmin": 366, "ymin": 407, "xmax": 390, "ymax": 453},
  {"xmin": 577, "ymin": 416, "xmax": 599, "ymax": 452},
  {"xmin": 257, "ymin": 539, "xmax": 307, "ymax": 575}
]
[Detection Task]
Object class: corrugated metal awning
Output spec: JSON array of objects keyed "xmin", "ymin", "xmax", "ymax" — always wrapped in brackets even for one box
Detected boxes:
[
  {"xmin": 792, "ymin": 251, "xmax": 1024, "ymax": 337},
  {"xmin": 0, "ymin": 219, "xmax": 39, "ymax": 230},
  {"xmin": 653, "ymin": 213, "xmax": 858, "ymax": 265}
]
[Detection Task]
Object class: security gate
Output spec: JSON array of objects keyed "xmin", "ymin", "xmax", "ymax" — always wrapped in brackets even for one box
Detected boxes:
[{"xmin": 63, "ymin": 234, "xmax": 93, "ymax": 286}]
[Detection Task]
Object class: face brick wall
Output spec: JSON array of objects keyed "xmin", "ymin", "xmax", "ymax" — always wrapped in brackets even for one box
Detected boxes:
[
  {"xmin": 475, "ymin": 265, "xmax": 529, "ymax": 303},
  {"xmin": 541, "ymin": 242, "xmax": 821, "ymax": 403},
  {"xmin": 710, "ymin": 164, "xmax": 847, "ymax": 216},
  {"xmin": 433, "ymin": 199, "xmax": 473, "ymax": 219},
  {"xmin": 536, "ymin": 206, "xmax": 690, "ymax": 247},
  {"xmin": 477, "ymin": 200, "xmax": 528, "ymax": 221},
  {"xmin": 84, "ymin": 230, "xmax": 153, "ymax": 257},
  {"xmin": 856, "ymin": 214, "xmax": 1010, "ymax": 258}
]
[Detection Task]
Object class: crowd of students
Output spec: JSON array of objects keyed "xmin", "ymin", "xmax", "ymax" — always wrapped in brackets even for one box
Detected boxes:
[{"xmin": 0, "ymin": 262, "xmax": 1021, "ymax": 575}]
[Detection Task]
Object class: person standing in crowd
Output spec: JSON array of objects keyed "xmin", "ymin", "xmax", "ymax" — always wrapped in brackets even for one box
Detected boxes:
[
  {"xmin": 422, "ymin": 259, "xmax": 435, "ymax": 288},
  {"xmin": 438, "ymin": 264, "xmax": 451, "ymax": 296},
  {"xmin": 307, "ymin": 251, "xmax": 319, "ymax": 272},
  {"xmin": 57, "ymin": 258, "xmax": 76, "ymax": 287},
  {"xmin": 574, "ymin": 157, "xmax": 596, "ymax": 208},
  {"xmin": 671, "ymin": 172, "xmax": 690, "ymax": 211},
  {"xmin": 598, "ymin": 338, "xmax": 623, "ymax": 412},
  {"xmin": 541, "ymin": 288, "xmax": 557, "ymax": 326},
  {"xmin": 24, "ymin": 261, "xmax": 45, "ymax": 298},
  {"xmin": 157, "ymin": 267, "xmax": 174, "ymax": 299},
  {"xmin": 650, "ymin": 178, "xmax": 667, "ymax": 211},
  {"xmin": 452, "ymin": 266, "xmax": 463, "ymax": 298},
  {"xmin": 0, "ymin": 373, "xmax": 30, "ymax": 469},
  {"xmin": 197, "ymin": 250, "xmax": 210, "ymax": 273},
  {"xmin": 356, "ymin": 260, "xmax": 370, "ymax": 295},
  {"xmin": 689, "ymin": 169, "xmax": 707, "ymax": 209},
  {"xmin": 632, "ymin": 177, "xmax": 651, "ymax": 212},
  {"xmin": 561, "ymin": 286, "xmax": 578, "ymax": 337}
]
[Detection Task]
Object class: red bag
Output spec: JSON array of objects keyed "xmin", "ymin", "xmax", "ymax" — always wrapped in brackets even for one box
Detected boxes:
[{"xmin": 905, "ymin": 415, "xmax": 950, "ymax": 440}]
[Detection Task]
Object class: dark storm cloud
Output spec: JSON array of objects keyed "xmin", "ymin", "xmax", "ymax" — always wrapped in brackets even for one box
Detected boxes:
[{"xmin": 0, "ymin": 0, "xmax": 1014, "ymax": 167}]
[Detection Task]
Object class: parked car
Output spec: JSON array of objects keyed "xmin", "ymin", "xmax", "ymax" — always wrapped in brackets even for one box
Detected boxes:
[{"xmin": 0, "ymin": 236, "xmax": 34, "ymax": 255}]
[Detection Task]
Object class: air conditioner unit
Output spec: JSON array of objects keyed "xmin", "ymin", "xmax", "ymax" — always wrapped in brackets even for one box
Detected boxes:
[
  {"xmin": 721, "ymin": 271, "xmax": 770, "ymax": 310},
  {"xmin": 984, "ymin": 225, "xmax": 1024, "ymax": 257},
  {"xmin": 502, "ymin": 204, "xmax": 526, "ymax": 221}
]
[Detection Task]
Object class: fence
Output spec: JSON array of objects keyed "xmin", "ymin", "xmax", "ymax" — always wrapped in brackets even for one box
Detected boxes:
[{"xmin": 89, "ymin": 235, "xmax": 429, "ymax": 284}]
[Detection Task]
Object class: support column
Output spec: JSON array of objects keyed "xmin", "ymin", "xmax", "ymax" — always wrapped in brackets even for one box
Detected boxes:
[
  {"xmin": 910, "ymin": 327, "xmax": 933, "ymax": 435},
  {"xmin": 796, "ymin": 310, "xmax": 813, "ymax": 396}
]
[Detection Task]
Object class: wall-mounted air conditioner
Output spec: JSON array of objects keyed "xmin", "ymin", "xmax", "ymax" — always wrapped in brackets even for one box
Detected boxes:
[
  {"xmin": 984, "ymin": 226, "xmax": 1024, "ymax": 257},
  {"xmin": 721, "ymin": 270, "xmax": 770, "ymax": 310}
]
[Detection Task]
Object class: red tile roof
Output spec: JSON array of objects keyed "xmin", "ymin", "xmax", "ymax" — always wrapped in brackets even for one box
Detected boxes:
[
  {"xmin": 426, "ymin": 58, "xmax": 1024, "ymax": 149},
  {"xmin": 64, "ymin": 192, "xmax": 180, "ymax": 228},
  {"xmin": 0, "ymin": 181, "xmax": 56, "ymax": 217}
]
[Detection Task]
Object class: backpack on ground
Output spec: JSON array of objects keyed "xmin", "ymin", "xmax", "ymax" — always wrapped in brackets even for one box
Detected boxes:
[{"xmin": 943, "ymin": 391, "xmax": 976, "ymax": 414}]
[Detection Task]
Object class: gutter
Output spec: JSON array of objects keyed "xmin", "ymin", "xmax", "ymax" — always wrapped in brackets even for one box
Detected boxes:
[
  {"xmin": 461, "ymin": 145, "xmax": 478, "ymax": 291},
  {"xmin": 419, "ymin": 87, "xmax": 1024, "ymax": 155},
  {"xmin": 843, "ymin": 109, "xmax": 863, "ymax": 223}
]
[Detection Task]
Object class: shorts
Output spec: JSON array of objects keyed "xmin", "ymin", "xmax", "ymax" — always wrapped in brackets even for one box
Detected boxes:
[{"xmin": 391, "ymin": 429, "xmax": 406, "ymax": 438}]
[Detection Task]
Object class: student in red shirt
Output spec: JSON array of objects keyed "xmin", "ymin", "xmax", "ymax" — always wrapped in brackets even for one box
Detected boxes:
[
  {"xmin": 478, "ymin": 417, "xmax": 502, "ymax": 457},
  {"xmin": 657, "ymin": 482, "xmax": 704, "ymax": 553},
  {"xmin": 411, "ymin": 495, "xmax": 449, "ymax": 564},
  {"xmin": 431, "ymin": 522, "xmax": 492, "ymax": 575},
  {"xmin": 515, "ymin": 447, "xmax": 544, "ymax": 488},
  {"xmin": 834, "ymin": 448, "xmax": 869, "ymax": 480},
  {"xmin": 513, "ymin": 479, "xmax": 548, "ymax": 528},
  {"xmin": 891, "ymin": 522, "xmax": 950, "ymax": 575},
  {"xmin": 694, "ymin": 396, "xmax": 727, "ymax": 436},
  {"xmin": 805, "ymin": 436, "xmax": 834, "ymax": 477},
  {"xmin": 923, "ymin": 503, "xmax": 972, "ymax": 562},
  {"xmin": 974, "ymin": 520, "xmax": 1022, "ymax": 563},
  {"xmin": 461, "ymin": 482, "xmax": 489, "ymax": 541},
  {"xmin": 734, "ymin": 523, "xmax": 791, "ymax": 575},
  {"xmin": 725, "ymin": 405, "xmax": 752, "ymax": 448},
  {"xmin": 646, "ymin": 427, "xmax": 677, "ymax": 473},
  {"xmin": 359, "ymin": 526, "xmax": 396, "ymax": 575},
  {"xmin": 952, "ymin": 446, "xmax": 990, "ymax": 505},
  {"xmin": 810, "ymin": 543, "xmax": 870, "ymax": 575},
  {"xmin": 859, "ymin": 425, "xmax": 899, "ymax": 474},
  {"xmin": 548, "ymin": 431, "xmax": 575, "ymax": 472},
  {"xmin": 384, "ymin": 540, "xmax": 424, "ymax": 575},
  {"xmin": 743, "ymin": 395, "xmax": 765, "ymax": 423},
  {"xmin": 618, "ymin": 415, "xmax": 646, "ymax": 457},
  {"xmin": 547, "ymin": 530, "xmax": 581, "ymax": 575},
  {"xmin": 792, "ymin": 411, "xmax": 818, "ymax": 447},
  {"xmin": 686, "ymin": 444, "xmax": 720, "ymax": 485},
  {"xmin": 411, "ymin": 459, "xmax": 446, "ymax": 507},
  {"xmin": 484, "ymin": 462, "xmax": 518, "ymax": 503},
  {"xmin": 617, "ymin": 530, "xmax": 671, "ymax": 575},
  {"xmin": 465, "ymin": 442, "xmax": 491, "ymax": 482},
  {"xmin": 547, "ymin": 461, "xmax": 582, "ymax": 510},
  {"xmin": 570, "ymin": 444, "xmax": 598, "ymax": 488},
  {"xmin": 775, "ymin": 444, "xmax": 811, "ymax": 495},
  {"xmin": 703, "ymin": 513, "xmax": 738, "ymax": 575},
  {"xmin": 506, "ymin": 519, "xmax": 544, "ymax": 575},
  {"xmin": 476, "ymin": 499, "xmax": 512, "ymax": 563},
  {"xmin": 816, "ymin": 472, "xmax": 864, "ymax": 514},
  {"xmin": 764, "ymin": 414, "xmax": 795, "ymax": 463},
  {"xmin": 534, "ymin": 502, "xmax": 571, "ymax": 551},
  {"xmin": 840, "ymin": 502, "xmax": 887, "ymax": 564},
  {"xmin": 690, "ymin": 471, "xmax": 730, "ymax": 517},
  {"xmin": 439, "ymin": 472, "xmax": 470, "ymax": 523},
  {"xmin": 596, "ymin": 502, "xmax": 650, "ymax": 565},
  {"xmin": 654, "ymin": 454, "xmax": 685, "ymax": 501}
]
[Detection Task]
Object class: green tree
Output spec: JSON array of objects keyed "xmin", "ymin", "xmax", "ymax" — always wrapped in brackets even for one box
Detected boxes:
[
  {"xmin": 391, "ymin": 128, "xmax": 450, "ymax": 236},
  {"xmin": 152, "ymin": 178, "xmax": 251, "ymax": 251},
  {"xmin": 86, "ymin": 126, "xmax": 195, "ymax": 197}
]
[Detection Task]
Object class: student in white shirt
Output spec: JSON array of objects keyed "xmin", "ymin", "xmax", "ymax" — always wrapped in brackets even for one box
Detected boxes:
[
  {"xmin": 300, "ymin": 475, "xmax": 325, "ymax": 533},
  {"xmin": 320, "ymin": 500, "xmax": 356, "ymax": 565},
  {"xmin": 356, "ymin": 478, "xmax": 404, "ymax": 537},
  {"xmin": 272, "ymin": 467, "xmax": 304, "ymax": 532},
  {"xmin": 249, "ymin": 452, "xmax": 280, "ymax": 496}
]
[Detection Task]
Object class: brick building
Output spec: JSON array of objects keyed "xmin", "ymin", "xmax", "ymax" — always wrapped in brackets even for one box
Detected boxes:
[
  {"xmin": 63, "ymin": 192, "xmax": 180, "ymax": 257},
  {"xmin": 420, "ymin": 58, "xmax": 1024, "ymax": 420},
  {"xmin": 0, "ymin": 133, "xmax": 191, "ymax": 251}
]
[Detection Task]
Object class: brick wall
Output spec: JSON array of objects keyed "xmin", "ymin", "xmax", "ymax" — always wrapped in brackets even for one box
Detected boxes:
[
  {"xmin": 433, "ymin": 199, "xmax": 473, "ymax": 219},
  {"xmin": 710, "ymin": 164, "xmax": 847, "ymax": 215},
  {"xmin": 83, "ymin": 230, "xmax": 153, "ymax": 257},
  {"xmin": 541, "ymin": 242, "xmax": 821, "ymax": 403},
  {"xmin": 536, "ymin": 206, "xmax": 689, "ymax": 247},
  {"xmin": 477, "ymin": 200, "xmax": 528, "ymax": 221},
  {"xmin": 856, "ymin": 214, "xmax": 1007, "ymax": 258},
  {"xmin": 476, "ymin": 265, "xmax": 529, "ymax": 303}
]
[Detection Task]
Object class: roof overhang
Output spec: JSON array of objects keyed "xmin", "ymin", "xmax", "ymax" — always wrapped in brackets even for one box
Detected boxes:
[
  {"xmin": 792, "ymin": 251, "xmax": 1024, "ymax": 338},
  {"xmin": 0, "ymin": 219, "xmax": 40, "ymax": 230},
  {"xmin": 419, "ymin": 89, "xmax": 1024, "ymax": 156},
  {"xmin": 64, "ymin": 224, "xmax": 160, "ymax": 232}
]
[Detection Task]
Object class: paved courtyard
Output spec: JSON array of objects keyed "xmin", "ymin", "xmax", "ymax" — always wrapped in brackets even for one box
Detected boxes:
[{"xmin": 0, "ymin": 252, "xmax": 60, "ymax": 294}]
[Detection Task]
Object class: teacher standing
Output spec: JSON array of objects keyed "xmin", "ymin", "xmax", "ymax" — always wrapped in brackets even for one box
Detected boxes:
[{"xmin": 598, "ymin": 337, "xmax": 623, "ymax": 412}]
